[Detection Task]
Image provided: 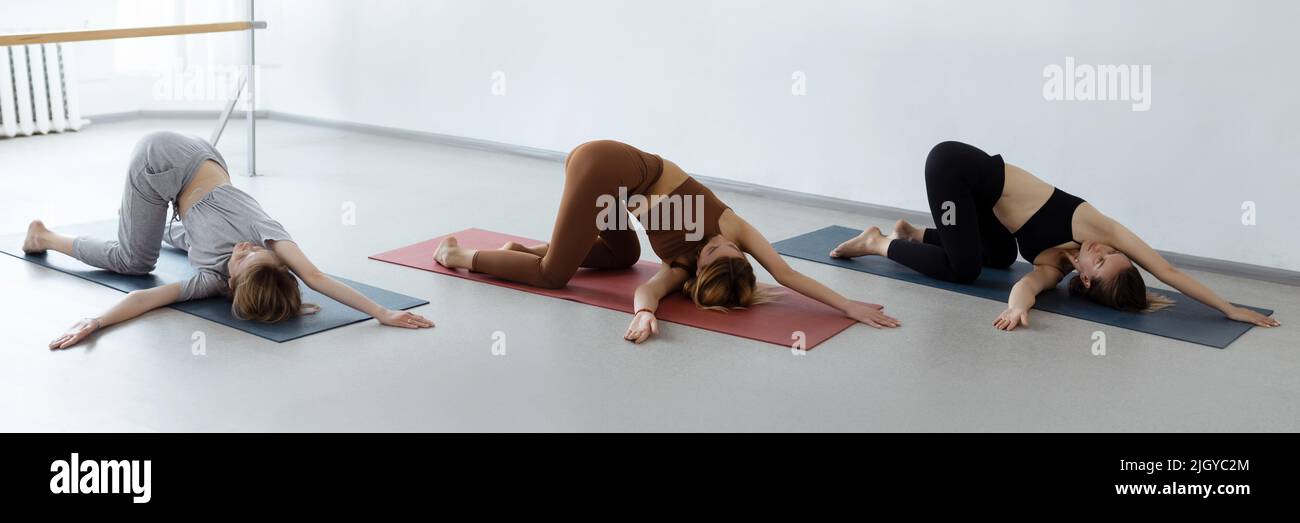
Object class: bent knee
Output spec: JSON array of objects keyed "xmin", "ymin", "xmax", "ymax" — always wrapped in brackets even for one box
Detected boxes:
[
  {"xmin": 925, "ymin": 141, "xmax": 979, "ymax": 180},
  {"xmin": 111, "ymin": 251, "xmax": 156, "ymax": 275},
  {"xmin": 610, "ymin": 246, "xmax": 641, "ymax": 269},
  {"xmin": 535, "ymin": 274, "xmax": 570, "ymax": 290},
  {"xmin": 987, "ymin": 254, "xmax": 1016, "ymax": 270},
  {"xmin": 119, "ymin": 264, "xmax": 155, "ymax": 276},
  {"xmin": 950, "ymin": 265, "xmax": 982, "ymax": 284}
]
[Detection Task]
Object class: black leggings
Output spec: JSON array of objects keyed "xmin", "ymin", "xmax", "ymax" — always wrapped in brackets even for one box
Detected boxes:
[{"xmin": 886, "ymin": 141, "xmax": 1016, "ymax": 283}]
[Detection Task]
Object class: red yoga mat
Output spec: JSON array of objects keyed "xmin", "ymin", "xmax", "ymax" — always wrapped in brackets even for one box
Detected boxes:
[{"xmin": 369, "ymin": 229, "xmax": 858, "ymax": 350}]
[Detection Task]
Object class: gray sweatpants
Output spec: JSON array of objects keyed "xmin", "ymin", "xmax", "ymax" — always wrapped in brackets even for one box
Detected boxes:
[{"xmin": 72, "ymin": 132, "xmax": 224, "ymax": 275}]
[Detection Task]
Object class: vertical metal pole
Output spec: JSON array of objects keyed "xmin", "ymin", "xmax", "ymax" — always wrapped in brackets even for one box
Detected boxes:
[{"xmin": 246, "ymin": 0, "xmax": 257, "ymax": 177}]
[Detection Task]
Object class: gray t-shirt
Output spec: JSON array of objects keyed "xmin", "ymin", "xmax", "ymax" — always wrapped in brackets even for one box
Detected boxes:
[{"xmin": 166, "ymin": 185, "xmax": 293, "ymax": 301}]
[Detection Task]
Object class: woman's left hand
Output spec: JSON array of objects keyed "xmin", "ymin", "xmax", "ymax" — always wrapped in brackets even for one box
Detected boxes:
[
  {"xmin": 1225, "ymin": 306, "xmax": 1280, "ymax": 328},
  {"xmin": 377, "ymin": 309, "xmax": 435, "ymax": 329}
]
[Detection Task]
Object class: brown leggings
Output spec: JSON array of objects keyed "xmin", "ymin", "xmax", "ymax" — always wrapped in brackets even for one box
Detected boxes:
[{"xmin": 471, "ymin": 140, "xmax": 663, "ymax": 289}]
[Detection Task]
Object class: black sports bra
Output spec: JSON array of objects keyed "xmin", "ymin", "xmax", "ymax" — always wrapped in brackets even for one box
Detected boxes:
[{"xmin": 1014, "ymin": 188, "xmax": 1085, "ymax": 263}]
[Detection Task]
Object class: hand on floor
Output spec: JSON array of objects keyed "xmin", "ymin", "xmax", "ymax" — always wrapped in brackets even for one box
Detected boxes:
[
  {"xmin": 377, "ymin": 309, "xmax": 435, "ymax": 329},
  {"xmin": 49, "ymin": 318, "xmax": 101, "ymax": 350},
  {"xmin": 993, "ymin": 307, "xmax": 1030, "ymax": 332},
  {"xmin": 1225, "ymin": 306, "xmax": 1281, "ymax": 328},
  {"xmin": 624, "ymin": 311, "xmax": 659, "ymax": 344},
  {"xmin": 845, "ymin": 300, "xmax": 900, "ymax": 329}
]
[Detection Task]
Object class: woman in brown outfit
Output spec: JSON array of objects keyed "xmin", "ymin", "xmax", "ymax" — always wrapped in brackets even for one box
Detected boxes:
[{"xmin": 434, "ymin": 140, "xmax": 899, "ymax": 344}]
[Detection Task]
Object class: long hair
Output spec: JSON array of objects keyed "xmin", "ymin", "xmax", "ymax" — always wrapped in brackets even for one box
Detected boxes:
[
  {"xmin": 1068, "ymin": 265, "xmax": 1173, "ymax": 313},
  {"xmin": 230, "ymin": 260, "xmax": 306, "ymax": 323},
  {"xmin": 683, "ymin": 257, "xmax": 781, "ymax": 312}
]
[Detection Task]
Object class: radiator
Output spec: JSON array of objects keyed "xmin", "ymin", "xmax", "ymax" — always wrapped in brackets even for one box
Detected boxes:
[{"xmin": 0, "ymin": 43, "xmax": 85, "ymax": 139}]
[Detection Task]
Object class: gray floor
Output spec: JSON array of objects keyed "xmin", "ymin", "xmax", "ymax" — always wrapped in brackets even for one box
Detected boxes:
[{"xmin": 1, "ymin": 118, "xmax": 1296, "ymax": 432}]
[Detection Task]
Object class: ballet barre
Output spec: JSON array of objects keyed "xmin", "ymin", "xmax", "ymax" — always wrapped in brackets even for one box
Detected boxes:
[{"xmin": 0, "ymin": 11, "xmax": 267, "ymax": 176}]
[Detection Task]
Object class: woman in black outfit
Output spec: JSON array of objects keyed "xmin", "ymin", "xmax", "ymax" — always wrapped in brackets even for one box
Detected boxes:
[{"xmin": 830, "ymin": 141, "xmax": 1280, "ymax": 331}]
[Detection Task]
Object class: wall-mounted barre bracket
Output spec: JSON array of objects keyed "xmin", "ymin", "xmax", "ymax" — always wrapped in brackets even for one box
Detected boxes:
[
  {"xmin": 210, "ymin": 74, "xmax": 248, "ymax": 147},
  {"xmin": 0, "ymin": 21, "xmax": 268, "ymax": 47}
]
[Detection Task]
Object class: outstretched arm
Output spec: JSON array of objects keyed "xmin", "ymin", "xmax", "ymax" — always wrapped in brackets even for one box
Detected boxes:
[
  {"xmin": 270, "ymin": 240, "xmax": 434, "ymax": 329},
  {"xmin": 734, "ymin": 216, "xmax": 900, "ymax": 328},
  {"xmin": 625, "ymin": 262, "xmax": 690, "ymax": 344},
  {"xmin": 994, "ymin": 265, "xmax": 1064, "ymax": 331},
  {"xmin": 49, "ymin": 283, "xmax": 181, "ymax": 349},
  {"xmin": 1101, "ymin": 217, "xmax": 1279, "ymax": 327}
]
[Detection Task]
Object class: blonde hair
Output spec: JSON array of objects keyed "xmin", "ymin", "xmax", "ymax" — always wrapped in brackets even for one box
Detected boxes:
[
  {"xmin": 683, "ymin": 257, "xmax": 781, "ymax": 312},
  {"xmin": 1069, "ymin": 265, "xmax": 1173, "ymax": 313},
  {"xmin": 231, "ymin": 258, "xmax": 306, "ymax": 323}
]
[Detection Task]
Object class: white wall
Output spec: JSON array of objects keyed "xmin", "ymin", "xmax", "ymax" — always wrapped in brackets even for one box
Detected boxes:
[{"xmin": 47, "ymin": 0, "xmax": 1300, "ymax": 270}]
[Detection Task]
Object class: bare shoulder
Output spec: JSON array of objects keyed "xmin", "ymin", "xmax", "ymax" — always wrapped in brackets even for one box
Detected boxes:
[
  {"xmin": 1072, "ymin": 202, "xmax": 1123, "ymax": 241},
  {"xmin": 717, "ymin": 208, "xmax": 743, "ymax": 237}
]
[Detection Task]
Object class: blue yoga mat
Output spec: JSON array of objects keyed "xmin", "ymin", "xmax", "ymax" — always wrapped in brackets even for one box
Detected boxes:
[
  {"xmin": 773, "ymin": 226, "xmax": 1273, "ymax": 349},
  {"xmin": 1, "ymin": 221, "xmax": 428, "ymax": 343}
]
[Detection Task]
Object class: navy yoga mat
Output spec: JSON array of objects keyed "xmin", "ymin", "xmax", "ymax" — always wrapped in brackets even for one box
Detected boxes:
[
  {"xmin": 773, "ymin": 226, "xmax": 1273, "ymax": 349},
  {"xmin": 1, "ymin": 221, "xmax": 428, "ymax": 343}
]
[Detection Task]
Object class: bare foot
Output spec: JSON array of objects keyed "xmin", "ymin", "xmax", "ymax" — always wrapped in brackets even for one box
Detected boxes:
[
  {"xmin": 434, "ymin": 237, "xmax": 472, "ymax": 269},
  {"xmin": 830, "ymin": 226, "xmax": 889, "ymax": 258},
  {"xmin": 892, "ymin": 219, "xmax": 924, "ymax": 243},
  {"xmin": 22, "ymin": 220, "xmax": 49, "ymax": 254},
  {"xmin": 500, "ymin": 241, "xmax": 548, "ymax": 257}
]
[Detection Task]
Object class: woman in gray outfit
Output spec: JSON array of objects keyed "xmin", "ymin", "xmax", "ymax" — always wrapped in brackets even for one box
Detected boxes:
[{"xmin": 24, "ymin": 132, "xmax": 433, "ymax": 349}]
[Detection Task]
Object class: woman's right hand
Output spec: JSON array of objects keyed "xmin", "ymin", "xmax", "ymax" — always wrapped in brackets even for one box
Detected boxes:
[
  {"xmin": 624, "ymin": 311, "xmax": 659, "ymax": 344},
  {"xmin": 993, "ymin": 307, "xmax": 1030, "ymax": 331},
  {"xmin": 49, "ymin": 318, "xmax": 101, "ymax": 350},
  {"xmin": 845, "ymin": 300, "xmax": 901, "ymax": 329}
]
